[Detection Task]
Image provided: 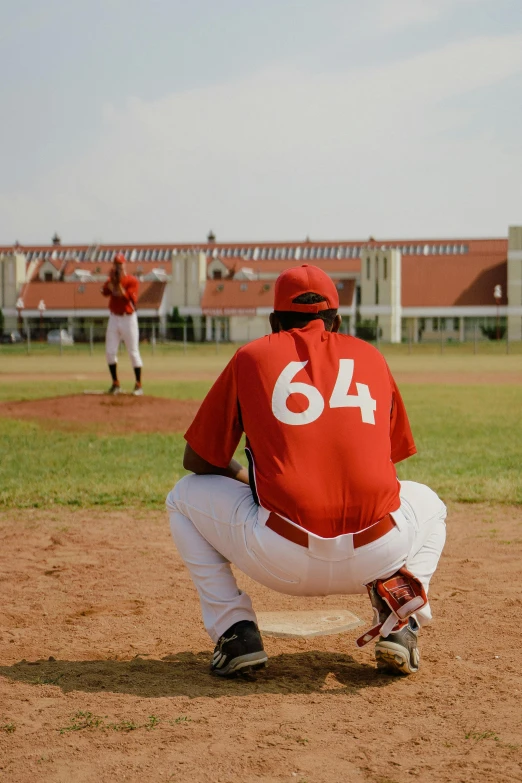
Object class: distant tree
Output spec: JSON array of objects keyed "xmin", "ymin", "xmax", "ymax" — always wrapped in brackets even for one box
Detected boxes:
[
  {"xmin": 168, "ymin": 307, "xmax": 185, "ymax": 341},
  {"xmin": 480, "ymin": 323, "xmax": 506, "ymax": 341},
  {"xmin": 186, "ymin": 315, "xmax": 195, "ymax": 342},
  {"xmin": 356, "ymin": 319, "xmax": 379, "ymax": 342}
]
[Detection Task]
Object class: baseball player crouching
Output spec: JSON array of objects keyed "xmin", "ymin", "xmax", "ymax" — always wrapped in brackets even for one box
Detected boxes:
[
  {"xmin": 101, "ymin": 253, "xmax": 144, "ymax": 395},
  {"xmin": 166, "ymin": 265, "xmax": 447, "ymax": 678}
]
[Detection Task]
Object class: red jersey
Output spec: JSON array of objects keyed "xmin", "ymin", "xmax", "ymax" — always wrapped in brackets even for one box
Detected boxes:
[
  {"xmin": 102, "ymin": 275, "xmax": 139, "ymax": 315},
  {"xmin": 185, "ymin": 320, "xmax": 416, "ymax": 537}
]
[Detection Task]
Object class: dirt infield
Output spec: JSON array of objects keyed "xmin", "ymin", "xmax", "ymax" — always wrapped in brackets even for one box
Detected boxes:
[
  {"xmin": 1, "ymin": 503, "xmax": 521, "ymax": 783},
  {"xmin": 0, "ymin": 395, "xmax": 200, "ymax": 434}
]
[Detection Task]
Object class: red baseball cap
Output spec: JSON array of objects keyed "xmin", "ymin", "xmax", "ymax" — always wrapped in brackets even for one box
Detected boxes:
[
  {"xmin": 274, "ymin": 264, "xmax": 339, "ymax": 313},
  {"xmin": 113, "ymin": 253, "xmax": 126, "ymax": 265}
]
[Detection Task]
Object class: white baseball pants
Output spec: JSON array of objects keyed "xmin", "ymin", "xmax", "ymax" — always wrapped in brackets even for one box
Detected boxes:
[
  {"xmin": 105, "ymin": 312, "xmax": 143, "ymax": 368},
  {"xmin": 166, "ymin": 478, "xmax": 447, "ymax": 643}
]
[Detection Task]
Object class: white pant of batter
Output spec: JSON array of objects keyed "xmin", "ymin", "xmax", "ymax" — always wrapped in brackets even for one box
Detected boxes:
[
  {"xmin": 166, "ymin": 477, "xmax": 447, "ymax": 643},
  {"xmin": 105, "ymin": 312, "xmax": 143, "ymax": 368}
]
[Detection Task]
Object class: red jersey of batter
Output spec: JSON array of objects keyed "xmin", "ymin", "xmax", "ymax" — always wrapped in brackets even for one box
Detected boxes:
[
  {"xmin": 102, "ymin": 275, "xmax": 139, "ymax": 315},
  {"xmin": 185, "ymin": 320, "xmax": 416, "ymax": 537}
]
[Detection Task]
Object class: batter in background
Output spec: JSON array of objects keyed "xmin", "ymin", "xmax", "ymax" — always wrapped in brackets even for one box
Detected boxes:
[
  {"xmin": 167, "ymin": 265, "xmax": 447, "ymax": 679},
  {"xmin": 101, "ymin": 253, "xmax": 143, "ymax": 395}
]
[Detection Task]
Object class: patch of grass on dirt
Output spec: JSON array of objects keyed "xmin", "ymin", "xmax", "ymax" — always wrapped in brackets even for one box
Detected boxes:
[
  {"xmin": 58, "ymin": 711, "xmax": 161, "ymax": 734},
  {"xmin": 464, "ymin": 730, "xmax": 500, "ymax": 741}
]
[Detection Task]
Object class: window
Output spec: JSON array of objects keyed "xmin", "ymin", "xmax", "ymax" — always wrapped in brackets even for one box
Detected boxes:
[
  {"xmin": 302, "ymin": 247, "xmax": 309, "ymax": 259},
  {"xmin": 152, "ymin": 250, "xmax": 158, "ymax": 260},
  {"xmin": 453, "ymin": 317, "xmax": 460, "ymax": 331},
  {"xmin": 260, "ymin": 248, "xmax": 267, "ymax": 259},
  {"xmin": 383, "ymin": 256, "xmax": 388, "ymax": 280},
  {"xmin": 240, "ymin": 283, "xmax": 248, "ymax": 291},
  {"xmin": 310, "ymin": 247, "xmax": 317, "ymax": 259},
  {"xmin": 213, "ymin": 270, "xmax": 222, "ymax": 280},
  {"xmin": 432, "ymin": 318, "xmax": 439, "ymax": 331},
  {"xmin": 375, "ymin": 280, "xmax": 379, "ymax": 305},
  {"xmin": 268, "ymin": 248, "xmax": 274, "ymax": 259},
  {"xmin": 440, "ymin": 318, "xmax": 446, "ymax": 331},
  {"xmin": 366, "ymin": 257, "xmax": 370, "ymax": 280},
  {"xmin": 145, "ymin": 250, "xmax": 151, "ymax": 261},
  {"xmin": 375, "ymin": 257, "xmax": 379, "ymax": 278},
  {"xmin": 44, "ymin": 272, "xmax": 53, "ymax": 282}
]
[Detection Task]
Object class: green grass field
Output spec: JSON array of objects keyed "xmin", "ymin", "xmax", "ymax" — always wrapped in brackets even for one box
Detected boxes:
[{"xmin": 1, "ymin": 343, "xmax": 521, "ymax": 508}]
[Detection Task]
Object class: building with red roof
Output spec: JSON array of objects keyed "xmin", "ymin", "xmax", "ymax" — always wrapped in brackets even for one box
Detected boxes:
[{"xmin": 0, "ymin": 228, "xmax": 520, "ymax": 343}]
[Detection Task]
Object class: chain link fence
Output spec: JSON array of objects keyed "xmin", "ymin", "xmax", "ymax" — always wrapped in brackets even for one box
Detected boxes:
[{"xmin": 1, "ymin": 316, "xmax": 520, "ymax": 355}]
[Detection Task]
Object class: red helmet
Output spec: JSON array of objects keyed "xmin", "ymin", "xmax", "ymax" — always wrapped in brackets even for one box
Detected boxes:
[{"xmin": 113, "ymin": 252, "xmax": 126, "ymax": 265}]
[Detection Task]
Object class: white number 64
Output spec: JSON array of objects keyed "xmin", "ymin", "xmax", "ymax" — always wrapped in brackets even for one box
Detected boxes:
[{"xmin": 271, "ymin": 359, "xmax": 377, "ymax": 426}]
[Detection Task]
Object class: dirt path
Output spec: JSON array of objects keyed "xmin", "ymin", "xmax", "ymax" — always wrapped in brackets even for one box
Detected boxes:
[{"xmin": 1, "ymin": 504, "xmax": 521, "ymax": 783}]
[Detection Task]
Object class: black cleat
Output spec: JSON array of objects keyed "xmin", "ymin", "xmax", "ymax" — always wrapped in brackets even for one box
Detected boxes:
[
  {"xmin": 107, "ymin": 383, "xmax": 121, "ymax": 395},
  {"xmin": 375, "ymin": 616, "xmax": 420, "ymax": 675},
  {"xmin": 210, "ymin": 620, "xmax": 268, "ymax": 678}
]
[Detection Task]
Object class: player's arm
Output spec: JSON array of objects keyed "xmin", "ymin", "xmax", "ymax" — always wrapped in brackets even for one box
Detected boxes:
[
  {"xmin": 101, "ymin": 279, "xmax": 112, "ymax": 297},
  {"xmin": 183, "ymin": 354, "xmax": 248, "ymax": 481},
  {"xmin": 112, "ymin": 270, "xmax": 129, "ymax": 298},
  {"xmin": 124, "ymin": 276, "xmax": 139, "ymax": 307},
  {"xmin": 183, "ymin": 443, "xmax": 249, "ymax": 484}
]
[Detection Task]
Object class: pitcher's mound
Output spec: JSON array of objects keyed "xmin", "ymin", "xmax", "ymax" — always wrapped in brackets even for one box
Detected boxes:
[{"xmin": 0, "ymin": 394, "xmax": 200, "ymax": 434}]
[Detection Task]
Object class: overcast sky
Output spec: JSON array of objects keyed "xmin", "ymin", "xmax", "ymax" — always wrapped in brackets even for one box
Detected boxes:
[{"xmin": 1, "ymin": 0, "xmax": 521, "ymax": 244}]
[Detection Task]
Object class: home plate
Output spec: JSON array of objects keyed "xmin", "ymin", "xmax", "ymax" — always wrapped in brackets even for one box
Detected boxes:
[{"xmin": 257, "ymin": 610, "xmax": 362, "ymax": 638}]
